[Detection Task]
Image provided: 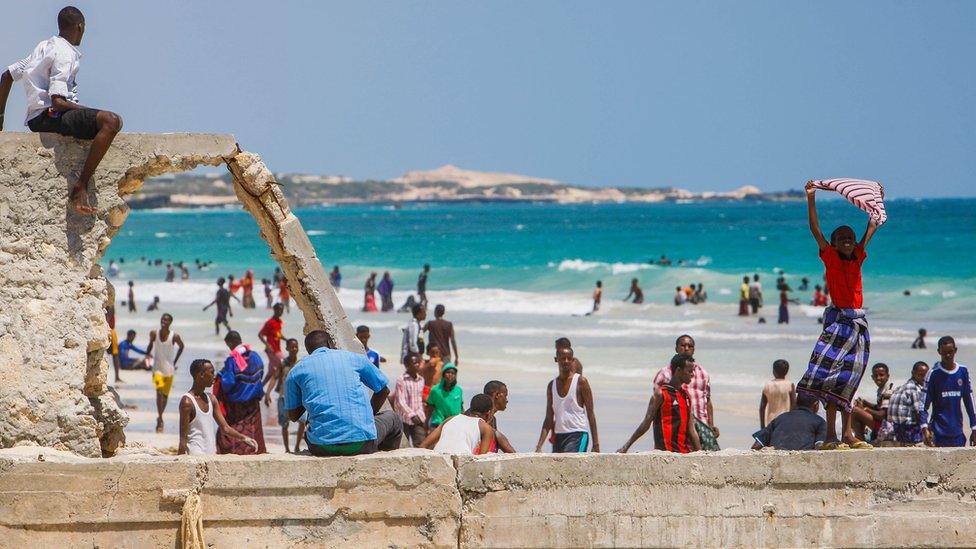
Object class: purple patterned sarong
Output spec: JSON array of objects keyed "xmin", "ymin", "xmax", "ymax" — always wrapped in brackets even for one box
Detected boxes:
[{"xmin": 797, "ymin": 306, "xmax": 870, "ymax": 412}]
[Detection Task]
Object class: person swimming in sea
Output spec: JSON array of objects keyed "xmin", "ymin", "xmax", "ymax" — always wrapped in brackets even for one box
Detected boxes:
[{"xmin": 623, "ymin": 278, "xmax": 644, "ymax": 304}]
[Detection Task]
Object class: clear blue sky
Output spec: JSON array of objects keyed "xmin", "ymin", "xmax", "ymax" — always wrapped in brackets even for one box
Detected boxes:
[{"xmin": 3, "ymin": 1, "xmax": 974, "ymax": 196}]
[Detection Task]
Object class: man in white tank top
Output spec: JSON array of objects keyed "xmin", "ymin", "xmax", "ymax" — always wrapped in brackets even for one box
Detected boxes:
[
  {"xmin": 535, "ymin": 347, "xmax": 600, "ymax": 453},
  {"xmin": 178, "ymin": 359, "xmax": 257, "ymax": 455},
  {"xmin": 421, "ymin": 394, "xmax": 495, "ymax": 455},
  {"xmin": 146, "ymin": 313, "xmax": 184, "ymax": 433}
]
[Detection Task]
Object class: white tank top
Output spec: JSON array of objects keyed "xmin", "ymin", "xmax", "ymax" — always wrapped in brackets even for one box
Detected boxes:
[
  {"xmin": 433, "ymin": 414, "xmax": 483, "ymax": 454},
  {"xmin": 152, "ymin": 331, "xmax": 178, "ymax": 376},
  {"xmin": 551, "ymin": 374, "xmax": 589, "ymax": 434},
  {"xmin": 184, "ymin": 392, "xmax": 218, "ymax": 455}
]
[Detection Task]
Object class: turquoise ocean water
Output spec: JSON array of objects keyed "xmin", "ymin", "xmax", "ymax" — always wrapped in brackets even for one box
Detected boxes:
[
  {"xmin": 106, "ymin": 198, "xmax": 975, "ymax": 323},
  {"xmin": 106, "ymin": 198, "xmax": 975, "ymax": 450}
]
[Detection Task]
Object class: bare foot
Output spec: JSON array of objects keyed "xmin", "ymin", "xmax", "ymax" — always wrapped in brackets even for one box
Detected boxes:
[
  {"xmin": 155, "ymin": 418, "xmax": 164, "ymax": 433},
  {"xmin": 115, "ymin": 378, "xmax": 124, "ymax": 384},
  {"xmin": 71, "ymin": 193, "xmax": 96, "ymax": 215}
]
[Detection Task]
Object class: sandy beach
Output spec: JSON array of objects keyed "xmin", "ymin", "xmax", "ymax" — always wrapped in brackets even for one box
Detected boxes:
[{"xmin": 113, "ymin": 281, "xmax": 971, "ymax": 453}]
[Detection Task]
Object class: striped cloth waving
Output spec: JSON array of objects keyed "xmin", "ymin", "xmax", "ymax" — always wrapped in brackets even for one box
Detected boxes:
[{"xmin": 811, "ymin": 178, "xmax": 887, "ymax": 226}]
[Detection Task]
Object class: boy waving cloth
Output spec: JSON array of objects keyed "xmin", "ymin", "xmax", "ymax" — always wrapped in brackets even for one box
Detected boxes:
[{"xmin": 798, "ymin": 179, "xmax": 883, "ymax": 450}]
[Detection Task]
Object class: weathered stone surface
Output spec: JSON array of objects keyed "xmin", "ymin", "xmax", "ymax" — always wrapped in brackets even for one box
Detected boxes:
[
  {"xmin": 227, "ymin": 152, "xmax": 362, "ymax": 351},
  {"xmin": 456, "ymin": 450, "xmax": 976, "ymax": 548},
  {"xmin": 0, "ymin": 133, "xmax": 357, "ymax": 456},
  {"xmin": 2, "ymin": 448, "xmax": 976, "ymax": 547},
  {"xmin": 0, "ymin": 448, "xmax": 459, "ymax": 548}
]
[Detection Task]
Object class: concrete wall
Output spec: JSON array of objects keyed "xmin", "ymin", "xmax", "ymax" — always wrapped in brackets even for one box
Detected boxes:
[
  {"xmin": 3, "ymin": 447, "xmax": 976, "ymax": 548},
  {"xmin": 0, "ymin": 133, "xmax": 359, "ymax": 457}
]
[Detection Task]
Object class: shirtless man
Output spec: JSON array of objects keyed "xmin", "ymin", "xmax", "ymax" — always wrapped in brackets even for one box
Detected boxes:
[
  {"xmin": 203, "ymin": 277, "xmax": 239, "ymax": 335},
  {"xmin": 624, "ymin": 278, "xmax": 644, "ymax": 304},
  {"xmin": 0, "ymin": 6, "xmax": 123, "ymax": 215},
  {"xmin": 420, "ymin": 344, "xmax": 445, "ymax": 404}
]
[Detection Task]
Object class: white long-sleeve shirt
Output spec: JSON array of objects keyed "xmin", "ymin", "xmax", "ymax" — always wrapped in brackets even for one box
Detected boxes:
[
  {"xmin": 7, "ymin": 36, "xmax": 82, "ymax": 125},
  {"xmin": 401, "ymin": 318, "xmax": 421, "ymax": 359}
]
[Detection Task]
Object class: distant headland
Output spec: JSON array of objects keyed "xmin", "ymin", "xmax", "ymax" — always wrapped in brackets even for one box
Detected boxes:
[{"xmin": 129, "ymin": 164, "xmax": 803, "ymax": 209}]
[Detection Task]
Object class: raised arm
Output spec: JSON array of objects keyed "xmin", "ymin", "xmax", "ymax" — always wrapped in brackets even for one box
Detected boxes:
[
  {"xmin": 535, "ymin": 381, "xmax": 555, "ymax": 452},
  {"xmin": 859, "ymin": 219, "xmax": 879, "ymax": 249},
  {"xmin": 0, "ymin": 70, "xmax": 12, "ymax": 131},
  {"xmin": 619, "ymin": 390, "xmax": 662, "ymax": 453},
  {"xmin": 805, "ymin": 182, "xmax": 829, "ymax": 250}
]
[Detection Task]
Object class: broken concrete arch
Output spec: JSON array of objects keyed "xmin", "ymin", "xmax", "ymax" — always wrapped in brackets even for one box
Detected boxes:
[{"xmin": 0, "ymin": 133, "xmax": 362, "ymax": 457}]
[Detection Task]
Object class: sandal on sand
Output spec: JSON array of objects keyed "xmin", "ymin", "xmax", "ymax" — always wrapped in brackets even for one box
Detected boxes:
[{"xmin": 849, "ymin": 440, "xmax": 873, "ymax": 450}]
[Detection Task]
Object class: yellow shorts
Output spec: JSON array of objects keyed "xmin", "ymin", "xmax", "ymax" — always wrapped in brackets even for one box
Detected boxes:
[
  {"xmin": 152, "ymin": 372, "xmax": 174, "ymax": 397},
  {"xmin": 110, "ymin": 329, "xmax": 119, "ymax": 355}
]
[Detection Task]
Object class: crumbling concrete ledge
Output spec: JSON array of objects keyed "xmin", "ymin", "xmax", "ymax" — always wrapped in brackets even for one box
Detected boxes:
[
  {"xmin": 0, "ymin": 133, "xmax": 360, "ymax": 457},
  {"xmin": 2, "ymin": 447, "xmax": 976, "ymax": 548}
]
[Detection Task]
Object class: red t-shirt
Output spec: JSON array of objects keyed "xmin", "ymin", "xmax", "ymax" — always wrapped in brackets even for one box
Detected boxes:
[
  {"xmin": 259, "ymin": 317, "xmax": 283, "ymax": 353},
  {"xmin": 820, "ymin": 243, "xmax": 866, "ymax": 309}
]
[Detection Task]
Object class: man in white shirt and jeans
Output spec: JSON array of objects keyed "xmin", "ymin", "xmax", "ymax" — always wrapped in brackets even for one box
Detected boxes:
[{"xmin": 0, "ymin": 6, "xmax": 123, "ymax": 215}]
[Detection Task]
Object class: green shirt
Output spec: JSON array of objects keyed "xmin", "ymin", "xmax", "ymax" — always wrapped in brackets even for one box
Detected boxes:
[{"xmin": 427, "ymin": 382, "xmax": 463, "ymax": 427}]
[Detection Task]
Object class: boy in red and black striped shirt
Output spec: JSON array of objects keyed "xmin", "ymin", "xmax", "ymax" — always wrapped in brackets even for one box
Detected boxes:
[{"xmin": 618, "ymin": 353, "xmax": 701, "ymax": 454}]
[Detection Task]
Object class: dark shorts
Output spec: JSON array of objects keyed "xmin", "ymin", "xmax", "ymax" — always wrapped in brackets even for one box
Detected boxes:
[
  {"xmin": 553, "ymin": 431, "xmax": 589, "ymax": 453},
  {"xmin": 216, "ymin": 306, "xmax": 228, "ymax": 323},
  {"xmin": 27, "ymin": 108, "xmax": 100, "ymax": 140}
]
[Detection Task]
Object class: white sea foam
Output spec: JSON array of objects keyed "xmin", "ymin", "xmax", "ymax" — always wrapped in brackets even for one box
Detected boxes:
[
  {"xmin": 306, "ymin": 230, "xmax": 328, "ymax": 236},
  {"xmin": 555, "ymin": 258, "xmax": 656, "ymax": 275},
  {"xmin": 154, "ymin": 232, "xmax": 170, "ymax": 238}
]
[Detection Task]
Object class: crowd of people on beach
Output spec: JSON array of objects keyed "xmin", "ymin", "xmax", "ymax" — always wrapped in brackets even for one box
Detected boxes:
[
  {"xmin": 98, "ymin": 181, "xmax": 971, "ymax": 458},
  {"xmin": 8, "ymin": 7, "xmax": 967, "ymax": 459}
]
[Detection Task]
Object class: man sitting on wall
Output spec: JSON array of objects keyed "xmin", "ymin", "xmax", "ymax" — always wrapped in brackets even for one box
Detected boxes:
[
  {"xmin": 0, "ymin": 6, "xmax": 123, "ymax": 215},
  {"xmin": 751, "ymin": 392, "xmax": 827, "ymax": 451},
  {"xmin": 285, "ymin": 330, "xmax": 403, "ymax": 456}
]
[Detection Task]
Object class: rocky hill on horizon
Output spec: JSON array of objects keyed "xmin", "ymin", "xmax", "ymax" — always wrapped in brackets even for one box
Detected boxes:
[{"xmin": 127, "ymin": 164, "xmax": 802, "ymax": 209}]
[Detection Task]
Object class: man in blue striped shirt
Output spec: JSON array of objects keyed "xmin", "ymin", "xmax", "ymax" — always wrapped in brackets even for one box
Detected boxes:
[{"xmin": 286, "ymin": 330, "xmax": 402, "ymax": 456}]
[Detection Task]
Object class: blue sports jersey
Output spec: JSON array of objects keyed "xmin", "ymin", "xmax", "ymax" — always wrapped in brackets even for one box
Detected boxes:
[
  {"xmin": 925, "ymin": 362, "xmax": 975, "ymax": 440},
  {"xmin": 366, "ymin": 348, "xmax": 381, "ymax": 368}
]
